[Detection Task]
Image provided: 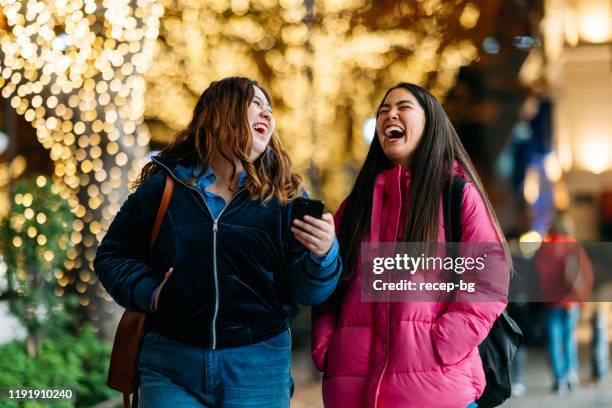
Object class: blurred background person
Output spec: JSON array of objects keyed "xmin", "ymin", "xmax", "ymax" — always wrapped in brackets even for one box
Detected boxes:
[{"xmin": 535, "ymin": 212, "xmax": 594, "ymax": 394}]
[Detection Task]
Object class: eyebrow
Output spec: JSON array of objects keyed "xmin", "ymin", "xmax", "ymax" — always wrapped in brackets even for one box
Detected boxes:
[
  {"xmin": 378, "ymin": 99, "xmax": 415, "ymax": 110},
  {"xmin": 378, "ymin": 99, "xmax": 414, "ymax": 111}
]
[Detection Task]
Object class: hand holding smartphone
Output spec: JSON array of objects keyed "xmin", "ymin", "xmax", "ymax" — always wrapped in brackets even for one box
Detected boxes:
[
  {"xmin": 290, "ymin": 197, "xmax": 325, "ymax": 225},
  {"xmin": 290, "ymin": 197, "xmax": 335, "ymax": 257}
]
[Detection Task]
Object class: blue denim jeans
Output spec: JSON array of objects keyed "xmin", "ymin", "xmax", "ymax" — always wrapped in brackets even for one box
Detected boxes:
[
  {"xmin": 545, "ymin": 306, "xmax": 580, "ymax": 383},
  {"xmin": 137, "ymin": 329, "xmax": 294, "ymax": 407},
  {"xmin": 592, "ymin": 309, "xmax": 609, "ymax": 380}
]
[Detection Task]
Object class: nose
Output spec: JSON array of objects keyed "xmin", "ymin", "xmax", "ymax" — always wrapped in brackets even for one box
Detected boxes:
[
  {"xmin": 260, "ymin": 108, "xmax": 271, "ymax": 120},
  {"xmin": 388, "ymin": 107, "xmax": 399, "ymax": 120}
]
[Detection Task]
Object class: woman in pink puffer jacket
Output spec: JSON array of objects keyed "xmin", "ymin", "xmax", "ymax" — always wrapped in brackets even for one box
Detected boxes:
[{"xmin": 311, "ymin": 83, "xmax": 509, "ymax": 408}]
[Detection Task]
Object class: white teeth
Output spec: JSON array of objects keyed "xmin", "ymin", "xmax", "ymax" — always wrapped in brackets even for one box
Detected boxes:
[{"xmin": 385, "ymin": 125, "xmax": 403, "ymax": 137}]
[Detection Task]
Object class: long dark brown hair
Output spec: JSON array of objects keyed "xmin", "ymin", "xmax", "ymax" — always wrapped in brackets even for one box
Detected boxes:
[
  {"xmin": 133, "ymin": 76, "xmax": 302, "ymax": 204},
  {"xmin": 338, "ymin": 83, "xmax": 509, "ymax": 281}
]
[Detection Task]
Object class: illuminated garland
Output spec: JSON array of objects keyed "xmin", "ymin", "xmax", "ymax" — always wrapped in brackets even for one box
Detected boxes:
[
  {"xmin": 1, "ymin": 0, "xmax": 481, "ymax": 322},
  {"xmin": 144, "ymin": 0, "xmax": 481, "ymax": 208},
  {"xmin": 0, "ymin": 0, "xmax": 162, "ymax": 313}
]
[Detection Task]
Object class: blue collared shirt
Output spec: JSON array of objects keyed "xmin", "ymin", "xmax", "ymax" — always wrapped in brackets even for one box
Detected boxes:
[
  {"xmin": 174, "ymin": 164, "xmax": 338, "ymax": 266},
  {"xmin": 175, "ymin": 164, "xmax": 247, "ymax": 219}
]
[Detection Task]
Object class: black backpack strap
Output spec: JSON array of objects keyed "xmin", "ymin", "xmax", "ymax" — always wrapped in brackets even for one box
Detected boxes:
[{"xmin": 442, "ymin": 176, "xmax": 467, "ymax": 242}]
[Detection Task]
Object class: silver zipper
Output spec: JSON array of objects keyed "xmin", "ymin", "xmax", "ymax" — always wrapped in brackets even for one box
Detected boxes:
[
  {"xmin": 152, "ymin": 158, "xmax": 245, "ymax": 349},
  {"xmin": 209, "ymin": 202, "xmax": 237, "ymax": 349},
  {"xmin": 212, "ymin": 218, "xmax": 219, "ymax": 348}
]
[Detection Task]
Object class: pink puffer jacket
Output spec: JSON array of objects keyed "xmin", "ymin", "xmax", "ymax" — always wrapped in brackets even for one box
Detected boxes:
[{"xmin": 311, "ymin": 165, "xmax": 507, "ymax": 408}]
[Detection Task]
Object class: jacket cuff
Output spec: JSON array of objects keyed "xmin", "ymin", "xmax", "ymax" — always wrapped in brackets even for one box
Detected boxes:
[
  {"xmin": 132, "ymin": 277, "xmax": 160, "ymax": 313},
  {"xmin": 308, "ymin": 239, "xmax": 339, "ymax": 268}
]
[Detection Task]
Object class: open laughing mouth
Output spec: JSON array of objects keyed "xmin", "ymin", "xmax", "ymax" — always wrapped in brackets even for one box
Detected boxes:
[
  {"xmin": 384, "ymin": 125, "xmax": 404, "ymax": 139},
  {"xmin": 253, "ymin": 123, "xmax": 267, "ymax": 135}
]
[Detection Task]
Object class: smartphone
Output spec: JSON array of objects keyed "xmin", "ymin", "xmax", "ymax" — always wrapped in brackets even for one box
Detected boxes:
[{"xmin": 290, "ymin": 197, "xmax": 325, "ymax": 244}]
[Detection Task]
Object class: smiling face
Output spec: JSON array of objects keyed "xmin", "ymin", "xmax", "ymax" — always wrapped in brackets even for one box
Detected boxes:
[
  {"xmin": 247, "ymin": 86, "xmax": 275, "ymax": 161},
  {"xmin": 375, "ymin": 87, "xmax": 426, "ymax": 167}
]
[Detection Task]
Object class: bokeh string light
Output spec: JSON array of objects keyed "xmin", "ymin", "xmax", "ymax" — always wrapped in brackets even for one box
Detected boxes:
[
  {"xmin": 0, "ymin": 0, "xmax": 163, "ymax": 323},
  {"xmin": 2, "ymin": 0, "xmax": 481, "ymax": 327},
  {"xmin": 145, "ymin": 0, "xmax": 481, "ymax": 207}
]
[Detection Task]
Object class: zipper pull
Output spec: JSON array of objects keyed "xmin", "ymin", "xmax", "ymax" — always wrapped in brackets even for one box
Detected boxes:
[{"xmin": 213, "ymin": 220, "xmax": 218, "ymax": 232}]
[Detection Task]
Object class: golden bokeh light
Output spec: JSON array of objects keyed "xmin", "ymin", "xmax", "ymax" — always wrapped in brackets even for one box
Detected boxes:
[
  {"xmin": 1, "ymin": 0, "xmax": 162, "ymax": 318},
  {"xmin": 2, "ymin": 1, "xmax": 480, "ymax": 319},
  {"xmin": 145, "ymin": 1, "xmax": 480, "ymax": 208}
]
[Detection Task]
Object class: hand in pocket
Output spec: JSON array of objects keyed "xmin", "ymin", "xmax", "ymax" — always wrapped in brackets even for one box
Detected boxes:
[{"xmin": 153, "ymin": 267, "xmax": 173, "ymax": 311}]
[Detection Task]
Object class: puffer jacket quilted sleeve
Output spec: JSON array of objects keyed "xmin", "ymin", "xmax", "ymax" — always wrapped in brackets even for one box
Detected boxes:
[{"xmin": 431, "ymin": 182, "xmax": 508, "ymax": 366}]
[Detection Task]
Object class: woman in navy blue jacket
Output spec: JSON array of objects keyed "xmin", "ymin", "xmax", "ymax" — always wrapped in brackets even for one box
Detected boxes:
[{"xmin": 94, "ymin": 76, "xmax": 341, "ymax": 407}]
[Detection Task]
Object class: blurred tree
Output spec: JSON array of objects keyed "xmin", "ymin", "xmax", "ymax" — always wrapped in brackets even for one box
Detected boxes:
[
  {"xmin": 0, "ymin": 176, "xmax": 74, "ymax": 356},
  {"xmin": 0, "ymin": 0, "xmax": 163, "ymax": 337}
]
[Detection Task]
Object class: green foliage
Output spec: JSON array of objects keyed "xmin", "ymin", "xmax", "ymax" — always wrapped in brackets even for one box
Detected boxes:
[
  {"xmin": 0, "ymin": 177, "xmax": 117, "ymax": 407},
  {"xmin": 0, "ymin": 176, "xmax": 75, "ymax": 347},
  {"xmin": 0, "ymin": 325, "xmax": 117, "ymax": 408}
]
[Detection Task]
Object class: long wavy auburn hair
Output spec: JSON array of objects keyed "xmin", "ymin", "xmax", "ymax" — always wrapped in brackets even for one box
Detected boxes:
[{"xmin": 133, "ymin": 76, "xmax": 302, "ymax": 205}]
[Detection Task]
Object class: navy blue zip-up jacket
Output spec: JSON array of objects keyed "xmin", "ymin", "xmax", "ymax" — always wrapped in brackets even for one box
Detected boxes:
[{"xmin": 94, "ymin": 157, "xmax": 342, "ymax": 349}]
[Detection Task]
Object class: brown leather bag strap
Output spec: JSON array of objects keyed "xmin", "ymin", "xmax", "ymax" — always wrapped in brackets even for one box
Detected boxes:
[
  {"xmin": 149, "ymin": 175, "xmax": 174, "ymax": 251},
  {"xmin": 119, "ymin": 175, "xmax": 173, "ymax": 408},
  {"xmin": 109, "ymin": 175, "xmax": 174, "ymax": 408},
  {"xmin": 123, "ymin": 393, "xmax": 131, "ymax": 408}
]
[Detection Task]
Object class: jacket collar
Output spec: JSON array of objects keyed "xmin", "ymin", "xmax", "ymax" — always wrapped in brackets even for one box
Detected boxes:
[
  {"xmin": 151, "ymin": 156, "xmax": 181, "ymax": 181},
  {"xmin": 151, "ymin": 156, "xmax": 246, "ymax": 187},
  {"xmin": 370, "ymin": 165, "xmax": 404, "ymax": 243}
]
